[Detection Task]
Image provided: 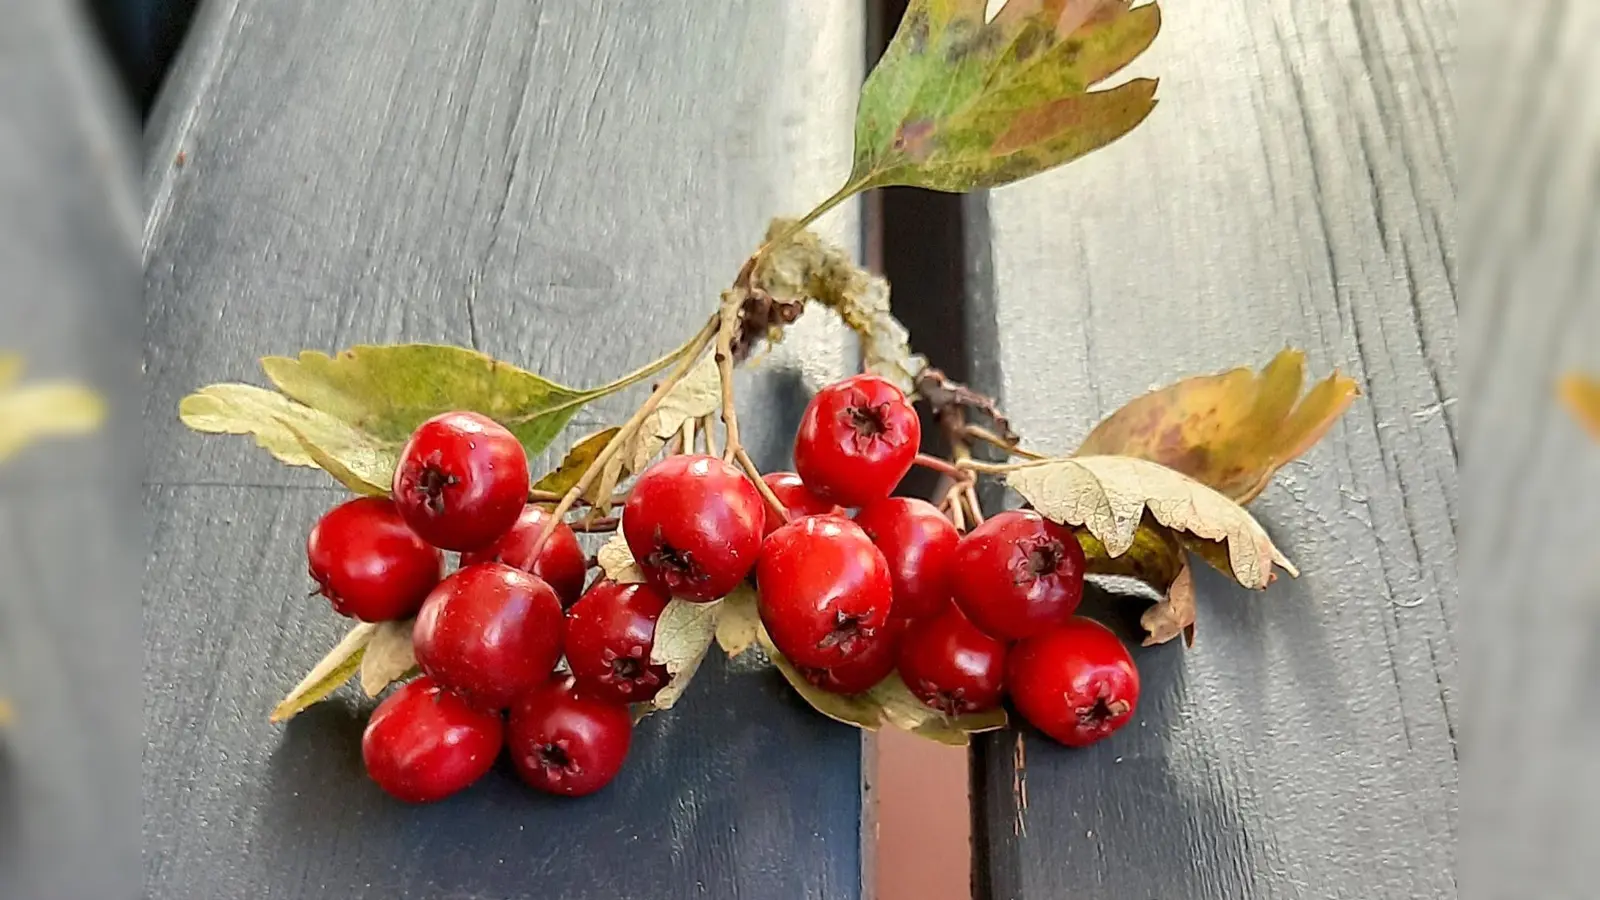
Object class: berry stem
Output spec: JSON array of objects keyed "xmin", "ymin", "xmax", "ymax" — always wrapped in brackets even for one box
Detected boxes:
[
  {"xmin": 736, "ymin": 446, "xmax": 789, "ymax": 523},
  {"xmin": 716, "ymin": 290, "xmax": 743, "ymax": 465},
  {"xmin": 913, "ymin": 453, "xmax": 966, "ymax": 480},
  {"xmin": 700, "ymin": 413, "xmax": 719, "ymax": 458},
  {"xmin": 962, "ymin": 424, "xmax": 1044, "ymax": 461},
  {"xmin": 567, "ymin": 516, "xmax": 620, "ymax": 533},
  {"xmin": 527, "ymin": 315, "xmax": 721, "ymax": 561},
  {"xmin": 956, "ymin": 458, "xmax": 1021, "ymax": 475}
]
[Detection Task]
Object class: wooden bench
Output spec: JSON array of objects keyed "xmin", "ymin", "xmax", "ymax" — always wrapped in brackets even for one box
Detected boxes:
[{"xmin": 140, "ymin": 2, "xmax": 1458, "ymax": 897}]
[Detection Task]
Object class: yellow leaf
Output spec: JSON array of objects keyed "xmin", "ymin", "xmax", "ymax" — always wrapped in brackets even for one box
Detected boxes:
[
  {"xmin": 622, "ymin": 356, "xmax": 722, "ymax": 473},
  {"xmin": 270, "ymin": 623, "xmax": 377, "ymax": 723},
  {"xmin": 1006, "ymin": 455, "xmax": 1297, "ymax": 589},
  {"xmin": 1075, "ymin": 349, "xmax": 1358, "ymax": 503},
  {"xmin": 597, "ymin": 534, "xmax": 647, "ymax": 585},
  {"xmin": 0, "ymin": 379, "xmax": 105, "ymax": 462},
  {"xmin": 715, "ymin": 584, "xmax": 762, "ymax": 658},
  {"xmin": 533, "ymin": 427, "xmax": 622, "ymax": 497},
  {"xmin": 359, "ymin": 619, "xmax": 417, "ymax": 697},
  {"xmin": 1560, "ymin": 374, "xmax": 1600, "ymax": 440},
  {"xmin": 645, "ymin": 598, "xmax": 722, "ymax": 711}
]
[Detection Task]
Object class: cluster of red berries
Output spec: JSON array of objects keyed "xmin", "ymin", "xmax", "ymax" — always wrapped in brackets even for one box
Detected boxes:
[{"xmin": 304, "ymin": 374, "xmax": 1143, "ymax": 804}]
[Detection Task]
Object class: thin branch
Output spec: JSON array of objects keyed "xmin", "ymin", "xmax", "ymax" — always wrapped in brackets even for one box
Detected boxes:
[
  {"xmin": 736, "ymin": 447, "xmax": 788, "ymax": 523},
  {"xmin": 956, "ymin": 458, "xmax": 1018, "ymax": 475},
  {"xmin": 527, "ymin": 315, "xmax": 720, "ymax": 561},
  {"xmin": 716, "ymin": 292, "xmax": 742, "ymax": 464},
  {"xmin": 963, "ymin": 424, "xmax": 1044, "ymax": 460}
]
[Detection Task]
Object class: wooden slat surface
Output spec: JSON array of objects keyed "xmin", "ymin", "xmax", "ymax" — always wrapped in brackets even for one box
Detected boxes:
[
  {"xmin": 0, "ymin": 3, "xmax": 141, "ymax": 899},
  {"xmin": 142, "ymin": 3, "xmax": 866, "ymax": 898},
  {"xmin": 965, "ymin": 1, "xmax": 1458, "ymax": 897},
  {"xmin": 1459, "ymin": 2, "xmax": 1598, "ymax": 897}
]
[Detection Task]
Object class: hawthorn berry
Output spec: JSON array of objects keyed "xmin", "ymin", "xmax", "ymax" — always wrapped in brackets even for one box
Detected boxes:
[
  {"xmin": 622, "ymin": 454, "xmax": 763, "ymax": 602},
  {"xmin": 460, "ymin": 504, "xmax": 587, "ymax": 608},
  {"xmin": 756, "ymin": 515, "xmax": 893, "ymax": 669},
  {"xmin": 950, "ymin": 509, "xmax": 1086, "ymax": 641},
  {"xmin": 564, "ymin": 579, "xmax": 671, "ymax": 704},
  {"xmin": 760, "ymin": 471, "xmax": 842, "ymax": 536},
  {"xmin": 793, "ymin": 374, "xmax": 920, "ymax": 508},
  {"xmin": 797, "ymin": 617, "xmax": 903, "ymax": 695},
  {"xmin": 306, "ymin": 496, "xmax": 442, "ymax": 622},
  {"xmin": 392, "ymin": 411, "xmax": 530, "ymax": 551},
  {"xmin": 897, "ymin": 604, "xmax": 1007, "ymax": 715},
  {"xmin": 361, "ymin": 676, "xmax": 503, "ymax": 803},
  {"xmin": 411, "ymin": 563, "xmax": 565, "ymax": 710},
  {"xmin": 1008, "ymin": 617, "xmax": 1139, "ymax": 748},
  {"xmin": 853, "ymin": 496, "xmax": 958, "ymax": 624},
  {"xmin": 508, "ymin": 675, "xmax": 632, "ymax": 797}
]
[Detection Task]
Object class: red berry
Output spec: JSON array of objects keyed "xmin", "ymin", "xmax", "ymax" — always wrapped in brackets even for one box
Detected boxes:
[
  {"xmin": 796, "ymin": 618, "xmax": 903, "ymax": 695},
  {"xmin": 950, "ymin": 510, "xmax": 1086, "ymax": 640},
  {"xmin": 793, "ymin": 374, "xmax": 920, "ymax": 508},
  {"xmin": 392, "ymin": 411, "xmax": 530, "ymax": 551},
  {"xmin": 1008, "ymin": 617, "xmax": 1139, "ymax": 748},
  {"xmin": 854, "ymin": 497, "xmax": 958, "ymax": 624},
  {"xmin": 621, "ymin": 454, "xmax": 763, "ymax": 602},
  {"xmin": 507, "ymin": 675, "xmax": 632, "ymax": 797},
  {"xmin": 760, "ymin": 471, "xmax": 842, "ymax": 537},
  {"xmin": 361, "ymin": 676, "xmax": 503, "ymax": 803},
  {"xmin": 412, "ymin": 563, "xmax": 565, "ymax": 710},
  {"xmin": 897, "ymin": 605, "xmax": 1007, "ymax": 715},
  {"xmin": 564, "ymin": 579, "xmax": 671, "ymax": 704},
  {"xmin": 756, "ymin": 515, "xmax": 893, "ymax": 669},
  {"xmin": 306, "ymin": 497, "xmax": 442, "ymax": 622},
  {"xmin": 459, "ymin": 505, "xmax": 587, "ymax": 607}
]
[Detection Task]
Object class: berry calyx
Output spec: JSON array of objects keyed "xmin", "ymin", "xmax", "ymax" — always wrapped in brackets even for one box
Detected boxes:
[
  {"xmin": 508, "ymin": 675, "xmax": 632, "ymax": 797},
  {"xmin": 1007, "ymin": 617, "xmax": 1139, "ymax": 748},
  {"xmin": 460, "ymin": 504, "xmax": 587, "ymax": 608},
  {"xmin": 853, "ymin": 496, "xmax": 959, "ymax": 624},
  {"xmin": 897, "ymin": 604, "xmax": 1007, "ymax": 715},
  {"xmin": 950, "ymin": 509, "xmax": 1086, "ymax": 641},
  {"xmin": 793, "ymin": 374, "xmax": 921, "ymax": 507},
  {"xmin": 756, "ymin": 515, "xmax": 894, "ymax": 669},
  {"xmin": 411, "ymin": 563, "xmax": 565, "ymax": 710},
  {"xmin": 361, "ymin": 676, "xmax": 503, "ymax": 803},
  {"xmin": 621, "ymin": 454, "xmax": 764, "ymax": 602},
  {"xmin": 797, "ymin": 617, "xmax": 903, "ymax": 695},
  {"xmin": 760, "ymin": 471, "xmax": 843, "ymax": 536},
  {"xmin": 392, "ymin": 411, "xmax": 530, "ymax": 551},
  {"xmin": 564, "ymin": 579, "xmax": 672, "ymax": 704},
  {"xmin": 306, "ymin": 497, "xmax": 442, "ymax": 622}
]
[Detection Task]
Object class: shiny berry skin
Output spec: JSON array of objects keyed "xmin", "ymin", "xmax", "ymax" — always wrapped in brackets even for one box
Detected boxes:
[
  {"xmin": 950, "ymin": 510, "xmax": 1086, "ymax": 641},
  {"xmin": 897, "ymin": 605, "xmax": 1007, "ymax": 715},
  {"xmin": 854, "ymin": 497, "xmax": 959, "ymax": 624},
  {"xmin": 760, "ymin": 471, "xmax": 843, "ymax": 537},
  {"xmin": 361, "ymin": 676, "xmax": 503, "ymax": 803},
  {"xmin": 1008, "ymin": 617, "xmax": 1139, "ymax": 748},
  {"xmin": 757, "ymin": 515, "xmax": 894, "ymax": 669},
  {"xmin": 622, "ymin": 454, "xmax": 763, "ymax": 602},
  {"xmin": 796, "ymin": 617, "xmax": 903, "ymax": 695},
  {"xmin": 564, "ymin": 579, "xmax": 671, "ymax": 704},
  {"xmin": 412, "ymin": 563, "xmax": 565, "ymax": 710},
  {"xmin": 306, "ymin": 497, "xmax": 442, "ymax": 622},
  {"xmin": 793, "ymin": 374, "xmax": 921, "ymax": 508},
  {"xmin": 460, "ymin": 505, "xmax": 587, "ymax": 608},
  {"xmin": 392, "ymin": 411, "xmax": 530, "ymax": 551},
  {"xmin": 508, "ymin": 675, "xmax": 632, "ymax": 797}
]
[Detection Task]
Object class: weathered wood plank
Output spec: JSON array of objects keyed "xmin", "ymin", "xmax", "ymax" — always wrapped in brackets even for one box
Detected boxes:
[
  {"xmin": 965, "ymin": 1, "xmax": 1457, "ymax": 897},
  {"xmin": 0, "ymin": 3, "xmax": 141, "ymax": 899},
  {"xmin": 1459, "ymin": 3, "xmax": 1600, "ymax": 897},
  {"xmin": 142, "ymin": 3, "xmax": 866, "ymax": 898}
]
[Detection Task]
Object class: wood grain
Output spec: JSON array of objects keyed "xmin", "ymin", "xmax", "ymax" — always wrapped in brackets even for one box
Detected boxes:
[
  {"xmin": 963, "ymin": 1, "xmax": 1457, "ymax": 897},
  {"xmin": 142, "ymin": 3, "xmax": 866, "ymax": 898},
  {"xmin": 0, "ymin": 3, "xmax": 141, "ymax": 899},
  {"xmin": 1459, "ymin": 3, "xmax": 1600, "ymax": 897}
]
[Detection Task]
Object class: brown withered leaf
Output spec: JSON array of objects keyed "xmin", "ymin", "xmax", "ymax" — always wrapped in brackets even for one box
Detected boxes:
[
  {"xmin": 1560, "ymin": 374, "xmax": 1600, "ymax": 440},
  {"xmin": 597, "ymin": 534, "xmax": 647, "ymax": 585},
  {"xmin": 622, "ymin": 356, "xmax": 722, "ymax": 473},
  {"xmin": 1007, "ymin": 455, "xmax": 1297, "ymax": 589},
  {"xmin": 270, "ymin": 623, "xmax": 378, "ymax": 723},
  {"xmin": 359, "ymin": 619, "xmax": 417, "ymax": 697},
  {"xmin": 1140, "ymin": 559, "xmax": 1195, "ymax": 647},
  {"xmin": 1075, "ymin": 521, "xmax": 1194, "ymax": 646},
  {"xmin": 645, "ymin": 597, "xmax": 723, "ymax": 712},
  {"xmin": 1075, "ymin": 349, "xmax": 1359, "ymax": 503}
]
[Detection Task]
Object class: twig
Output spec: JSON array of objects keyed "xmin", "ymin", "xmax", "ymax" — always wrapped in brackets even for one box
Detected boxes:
[
  {"xmin": 956, "ymin": 458, "xmax": 1018, "ymax": 475},
  {"xmin": 716, "ymin": 291, "xmax": 742, "ymax": 464},
  {"xmin": 527, "ymin": 315, "xmax": 720, "ymax": 561},
  {"xmin": 962, "ymin": 424, "xmax": 1044, "ymax": 460},
  {"xmin": 528, "ymin": 489, "xmax": 564, "ymax": 503},
  {"xmin": 913, "ymin": 453, "xmax": 966, "ymax": 480}
]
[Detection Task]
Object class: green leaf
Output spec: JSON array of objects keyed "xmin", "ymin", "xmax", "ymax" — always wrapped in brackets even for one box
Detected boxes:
[
  {"xmin": 270, "ymin": 623, "xmax": 377, "ymax": 723},
  {"xmin": 181, "ymin": 344, "xmax": 610, "ymax": 490},
  {"xmin": 844, "ymin": 0, "xmax": 1160, "ymax": 194},
  {"xmin": 533, "ymin": 427, "xmax": 622, "ymax": 497}
]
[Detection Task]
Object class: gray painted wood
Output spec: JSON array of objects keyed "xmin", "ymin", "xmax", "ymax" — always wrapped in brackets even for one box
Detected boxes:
[
  {"xmin": 0, "ymin": 3, "xmax": 141, "ymax": 899},
  {"xmin": 1459, "ymin": 3, "xmax": 1598, "ymax": 898},
  {"xmin": 964, "ymin": 2, "xmax": 1457, "ymax": 897},
  {"xmin": 142, "ymin": 3, "xmax": 866, "ymax": 898}
]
